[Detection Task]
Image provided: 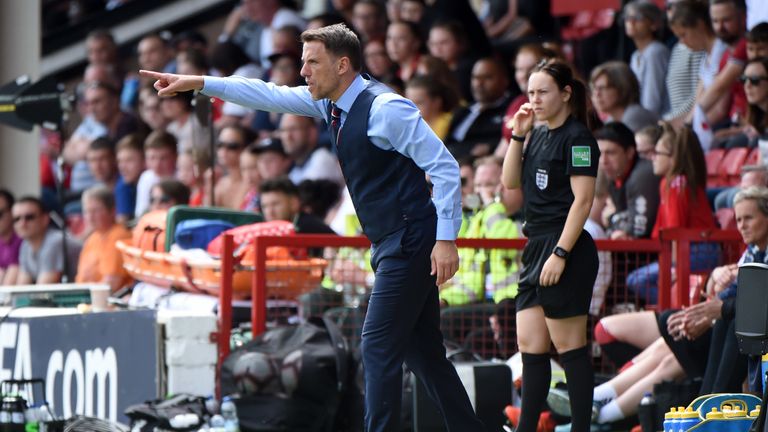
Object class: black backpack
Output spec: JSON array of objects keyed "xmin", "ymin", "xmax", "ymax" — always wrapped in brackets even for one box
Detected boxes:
[{"xmin": 221, "ymin": 316, "xmax": 350, "ymax": 432}]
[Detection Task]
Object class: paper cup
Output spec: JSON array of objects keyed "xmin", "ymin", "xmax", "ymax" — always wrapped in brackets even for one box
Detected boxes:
[{"xmin": 90, "ymin": 286, "xmax": 110, "ymax": 312}]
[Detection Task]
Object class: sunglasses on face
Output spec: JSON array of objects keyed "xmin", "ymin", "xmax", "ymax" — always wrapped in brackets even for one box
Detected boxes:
[
  {"xmin": 13, "ymin": 213, "xmax": 38, "ymax": 223},
  {"xmin": 217, "ymin": 141, "xmax": 244, "ymax": 151},
  {"xmin": 150, "ymin": 195, "xmax": 173, "ymax": 205},
  {"xmin": 739, "ymin": 75, "xmax": 768, "ymax": 85}
]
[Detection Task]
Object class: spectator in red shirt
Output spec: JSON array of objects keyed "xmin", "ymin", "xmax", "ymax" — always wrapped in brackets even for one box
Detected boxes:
[{"xmin": 627, "ymin": 122, "xmax": 719, "ymax": 303}]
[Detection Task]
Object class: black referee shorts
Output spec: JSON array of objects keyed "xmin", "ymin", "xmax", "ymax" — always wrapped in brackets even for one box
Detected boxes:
[{"xmin": 516, "ymin": 229, "xmax": 598, "ymax": 319}]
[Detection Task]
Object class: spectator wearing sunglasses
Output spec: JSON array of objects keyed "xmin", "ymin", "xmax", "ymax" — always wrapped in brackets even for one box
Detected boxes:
[
  {"xmin": 0, "ymin": 190, "xmax": 22, "ymax": 285},
  {"xmin": 717, "ymin": 56, "xmax": 768, "ymax": 148},
  {"xmin": 213, "ymin": 125, "xmax": 253, "ymax": 209},
  {"xmin": 13, "ymin": 197, "xmax": 82, "ymax": 285},
  {"xmin": 149, "ymin": 180, "xmax": 190, "ymax": 212}
]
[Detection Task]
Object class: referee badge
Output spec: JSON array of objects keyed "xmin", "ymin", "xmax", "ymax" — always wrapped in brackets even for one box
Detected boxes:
[
  {"xmin": 536, "ymin": 168, "xmax": 548, "ymax": 190},
  {"xmin": 572, "ymin": 146, "xmax": 591, "ymax": 167}
]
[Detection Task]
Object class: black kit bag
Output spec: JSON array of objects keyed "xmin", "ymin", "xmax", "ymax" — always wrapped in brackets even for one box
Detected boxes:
[
  {"xmin": 221, "ymin": 316, "xmax": 350, "ymax": 432},
  {"xmin": 123, "ymin": 393, "xmax": 208, "ymax": 431}
]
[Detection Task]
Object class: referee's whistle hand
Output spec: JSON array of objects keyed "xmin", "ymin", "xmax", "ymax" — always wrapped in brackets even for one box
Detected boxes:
[
  {"xmin": 539, "ymin": 255, "xmax": 565, "ymax": 286},
  {"xmin": 431, "ymin": 240, "xmax": 459, "ymax": 286}
]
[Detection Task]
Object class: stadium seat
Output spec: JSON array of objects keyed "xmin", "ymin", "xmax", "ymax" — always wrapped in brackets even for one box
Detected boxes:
[
  {"xmin": 705, "ymin": 148, "xmax": 726, "ymax": 188},
  {"xmin": 718, "ymin": 147, "xmax": 750, "ymax": 186},
  {"xmin": 746, "ymin": 146, "xmax": 761, "ymax": 166}
]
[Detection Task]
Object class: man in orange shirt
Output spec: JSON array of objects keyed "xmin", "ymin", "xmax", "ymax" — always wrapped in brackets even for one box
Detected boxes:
[{"xmin": 75, "ymin": 186, "xmax": 132, "ymax": 292}]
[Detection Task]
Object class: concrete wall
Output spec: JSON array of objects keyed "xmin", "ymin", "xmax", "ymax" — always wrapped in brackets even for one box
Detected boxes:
[{"xmin": 0, "ymin": 2, "xmax": 41, "ymax": 197}]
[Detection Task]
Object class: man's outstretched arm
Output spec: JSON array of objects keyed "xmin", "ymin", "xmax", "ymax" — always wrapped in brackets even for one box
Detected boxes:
[{"xmin": 139, "ymin": 70, "xmax": 203, "ymax": 97}]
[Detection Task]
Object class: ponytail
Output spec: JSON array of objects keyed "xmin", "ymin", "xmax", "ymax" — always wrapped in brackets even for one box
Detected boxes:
[{"xmin": 568, "ymin": 78, "xmax": 589, "ymax": 127}]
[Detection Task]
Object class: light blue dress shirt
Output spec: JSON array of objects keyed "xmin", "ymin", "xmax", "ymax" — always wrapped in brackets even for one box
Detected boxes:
[{"xmin": 202, "ymin": 74, "xmax": 463, "ymax": 240}]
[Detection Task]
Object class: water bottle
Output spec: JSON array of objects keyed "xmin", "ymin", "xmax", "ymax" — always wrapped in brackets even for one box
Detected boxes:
[
  {"xmin": 638, "ymin": 392, "xmax": 657, "ymax": 432},
  {"xmin": 663, "ymin": 407, "xmax": 677, "ymax": 432},
  {"xmin": 220, "ymin": 397, "xmax": 239, "ymax": 432},
  {"xmin": 677, "ymin": 406, "xmax": 700, "ymax": 431},
  {"xmin": 210, "ymin": 414, "xmax": 225, "ymax": 432},
  {"xmin": 37, "ymin": 403, "xmax": 52, "ymax": 432}
]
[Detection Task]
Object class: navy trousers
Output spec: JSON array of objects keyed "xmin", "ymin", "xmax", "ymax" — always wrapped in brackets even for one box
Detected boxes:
[{"xmin": 361, "ymin": 216, "xmax": 486, "ymax": 432}]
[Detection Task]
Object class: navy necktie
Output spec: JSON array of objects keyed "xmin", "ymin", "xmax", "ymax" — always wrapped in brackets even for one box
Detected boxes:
[{"xmin": 331, "ymin": 103, "xmax": 342, "ymax": 146}]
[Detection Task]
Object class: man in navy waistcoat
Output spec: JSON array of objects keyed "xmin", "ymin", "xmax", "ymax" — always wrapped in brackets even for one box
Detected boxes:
[{"xmin": 140, "ymin": 23, "xmax": 485, "ymax": 432}]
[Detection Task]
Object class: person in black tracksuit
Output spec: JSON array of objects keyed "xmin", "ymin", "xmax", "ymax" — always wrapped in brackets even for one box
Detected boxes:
[{"xmin": 502, "ymin": 60, "xmax": 600, "ymax": 432}]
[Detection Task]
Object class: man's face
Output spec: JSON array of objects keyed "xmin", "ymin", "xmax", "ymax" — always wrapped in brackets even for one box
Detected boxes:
[
  {"xmin": 279, "ymin": 115, "xmax": 315, "ymax": 158},
  {"xmin": 735, "ymin": 199, "xmax": 768, "ymax": 246},
  {"xmin": 260, "ymin": 191, "xmax": 299, "ymax": 222},
  {"xmin": 598, "ymin": 139, "xmax": 633, "ymax": 181},
  {"xmin": 145, "ymin": 148, "xmax": 176, "ymax": 176},
  {"xmin": 301, "ymin": 41, "xmax": 343, "ymax": 101},
  {"xmin": 256, "ymin": 152, "xmax": 290, "ymax": 180},
  {"xmin": 473, "ymin": 164, "xmax": 501, "ymax": 205},
  {"xmin": 139, "ymin": 89, "xmax": 167, "ymax": 131},
  {"xmin": 82, "ymin": 197, "xmax": 114, "ymax": 232},
  {"xmin": 85, "ymin": 87, "xmax": 118, "ymax": 124},
  {"xmin": 710, "ymin": 3, "xmax": 743, "ymax": 45},
  {"xmin": 12, "ymin": 202, "xmax": 47, "ymax": 240},
  {"xmin": 86, "ymin": 148, "xmax": 116, "ymax": 183},
  {"xmin": 117, "ymin": 149, "xmax": 144, "ymax": 184},
  {"xmin": 138, "ymin": 37, "xmax": 169, "ymax": 71},
  {"xmin": 747, "ymin": 41, "xmax": 768, "ymax": 60},
  {"xmin": 471, "ymin": 60, "xmax": 508, "ymax": 105},
  {"xmin": 87, "ymin": 37, "xmax": 115, "ymax": 66}
]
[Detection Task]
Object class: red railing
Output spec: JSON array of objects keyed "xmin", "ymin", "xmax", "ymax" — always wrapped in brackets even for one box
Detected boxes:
[{"xmin": 213, "ymin": 228, "xmax": 744, "ymax": 395}]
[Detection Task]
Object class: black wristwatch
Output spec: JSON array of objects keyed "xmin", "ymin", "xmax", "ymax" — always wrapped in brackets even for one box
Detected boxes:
[{"xmin": 553, "ymin": 246, "xmax": 569, "ymax": 259}]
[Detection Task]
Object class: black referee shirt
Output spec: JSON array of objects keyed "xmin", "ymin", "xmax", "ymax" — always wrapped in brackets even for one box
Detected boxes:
[{"xmin": 521, "ymin": 116, "xmax": 600, "ymax": 236}]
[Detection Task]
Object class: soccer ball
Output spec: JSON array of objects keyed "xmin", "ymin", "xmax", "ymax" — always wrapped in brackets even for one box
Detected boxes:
[
  {"xmin": 280, "ymin": 349, "xmax": 303, "ymax": 396},
  {"xmin": 232, "ymin": 351, "xmax": 280, "ymax": 395}
]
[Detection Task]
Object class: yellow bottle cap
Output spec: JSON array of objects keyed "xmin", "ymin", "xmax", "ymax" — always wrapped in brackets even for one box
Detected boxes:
[
  {"xmin": 680, "ymin": 407, "xmax": 699, "ymax": 419},
  {"xmin": 665, "ymin": 407, "xmax": 678, "ymax": 419},
  {"xmin": 706, "ymin": 408, "xmax": 724, "ymax": 419}
]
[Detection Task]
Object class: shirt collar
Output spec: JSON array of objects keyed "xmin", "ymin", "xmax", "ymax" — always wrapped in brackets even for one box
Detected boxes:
[
  {"xmin": 747, "ymin": 244, "xmax": 768, "ymax": 263},
  {"xmin": 333, "ymin": 74, "xmax": 367, "ymax": 113}
]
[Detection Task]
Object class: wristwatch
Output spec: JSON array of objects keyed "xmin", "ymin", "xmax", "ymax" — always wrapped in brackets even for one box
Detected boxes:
[{"xmin": 553, "ymin": 246, "xmax": 569, "ymax": 259}]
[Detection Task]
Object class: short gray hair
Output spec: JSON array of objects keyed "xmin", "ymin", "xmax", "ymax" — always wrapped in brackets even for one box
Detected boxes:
[{"xmin": 734, "ymin": 186, "xmax": 768, "ymax": 216}]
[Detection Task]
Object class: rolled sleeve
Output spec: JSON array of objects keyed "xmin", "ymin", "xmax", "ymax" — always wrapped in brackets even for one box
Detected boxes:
[{"xmin": 368, "ymin": 94, "xmax": 463, "ymax": 240}]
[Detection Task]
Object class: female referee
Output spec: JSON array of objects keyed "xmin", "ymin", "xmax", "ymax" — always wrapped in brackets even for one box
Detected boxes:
[{"xmin": 501, "ymin": 59, "xmax": 600, "ymax": 432}]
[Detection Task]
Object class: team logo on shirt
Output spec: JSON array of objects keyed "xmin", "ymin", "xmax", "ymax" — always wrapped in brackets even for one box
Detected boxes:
[
  {"xmin": 536, "ymin": 168, "xmax": 548, "ymax": 190},
  {"xmin": 572, "ymin": 146, "xmax": 592, "ymax": 167}
]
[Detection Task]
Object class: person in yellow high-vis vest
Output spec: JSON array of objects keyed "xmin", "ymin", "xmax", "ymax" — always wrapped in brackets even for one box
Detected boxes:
[{"xmin": 440, "ymin": 157, "xmax": 523, "ymax": 306}]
